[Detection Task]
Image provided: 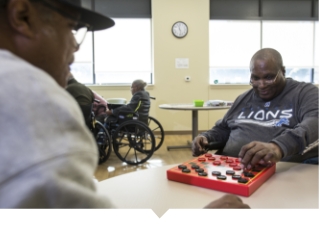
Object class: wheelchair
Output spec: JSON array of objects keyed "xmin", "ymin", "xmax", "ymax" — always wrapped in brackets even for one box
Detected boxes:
[
  {"xmin": 106, "ymin": 96, "xmax": 165, "ymax": 153},
  {"xmin": 88, "ymin": 99, "xmax": 157, "ymax": 165}
]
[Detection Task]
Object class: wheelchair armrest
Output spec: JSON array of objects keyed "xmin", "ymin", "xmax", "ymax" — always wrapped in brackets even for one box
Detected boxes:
[
  {"xmin": 117, "ymin": 111, "xmax": 139, "ymax": 122},
  {"xmin": 117, "ymin": 110, "xmax": 138, "ymax": 116}
]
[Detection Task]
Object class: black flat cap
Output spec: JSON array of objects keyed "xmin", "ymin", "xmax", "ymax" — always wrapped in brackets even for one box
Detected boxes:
[{"xmin": 57, "ymin": 0, "xmax": 115, "ymax": 31}]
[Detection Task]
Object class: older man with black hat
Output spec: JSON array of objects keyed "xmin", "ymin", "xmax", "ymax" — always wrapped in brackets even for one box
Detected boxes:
[
  {"xmin": 0, "ymin": 0, "xmax": 115, "ymax": 208},
  {"xmin": 0, "ymin": 0, "xmax": 250, "ymax": 209}
]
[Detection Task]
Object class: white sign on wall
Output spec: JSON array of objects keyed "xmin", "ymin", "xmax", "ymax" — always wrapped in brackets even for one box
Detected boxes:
[{"xmin": 175, "ymin": 58, "xmax": 189, "ymax": 68}]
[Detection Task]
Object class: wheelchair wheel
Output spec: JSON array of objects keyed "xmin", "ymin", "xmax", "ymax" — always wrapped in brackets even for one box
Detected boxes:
[
  {"xmin": 112, "ymin": 120, "xmax": 155, "ymax": 165},
  {"xmin": 93, "ymin": 121, "xmax": 112, "ymax": 165},
  {"xmin": 147, "ymin": 116, "xmax": 164, "ymax": 151}
]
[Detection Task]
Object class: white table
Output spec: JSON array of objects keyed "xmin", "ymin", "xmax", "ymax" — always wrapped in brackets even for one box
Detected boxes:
[
  {"xmin": 97, "ymin": 162, "xmax": 318, "ymax": 217},
  {"xmin": 159, "ymin": 104, "xmax": 230, "ymax": 150}
]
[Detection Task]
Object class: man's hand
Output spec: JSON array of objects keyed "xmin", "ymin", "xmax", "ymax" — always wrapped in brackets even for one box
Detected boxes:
[
  {"xmin": 192, "ymin": 136, "xmax": 209, "ymax": 157},
  {"xmin": 239, "ymin": 141, "xmax": 283, "ymax": 170},
  {"xmin": 204, "ymin": 194, "xmax": 250, "ymax": 209},
  {"xmin": 106, "ymin": 109, "xmax": 112, "ymax": 115}
]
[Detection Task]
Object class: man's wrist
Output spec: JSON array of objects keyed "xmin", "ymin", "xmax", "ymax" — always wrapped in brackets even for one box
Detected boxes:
[
  {"xmin": 270, "ymin": 142, "xmax": 283, "ymax": 160},
  {"xmin": 198, "ymin": 135, "xmax": 207, "ymax": 140}
]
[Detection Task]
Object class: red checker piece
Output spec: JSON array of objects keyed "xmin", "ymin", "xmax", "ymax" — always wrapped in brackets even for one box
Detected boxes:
[
  {"xmin": 204, "ymin": 153, "xmax": 212, "ymax": 157},
  {"xmin": 235, "ymin": 158, "xmax": 240, "ymax": 162},
  {"xmin": 229, "ymin": 163, "xmax": 238, "ymax": 167},
  {"xmin": 226, "ymin": 159, "xmax": 234, "ymax": 163},
  {"xmin": 208, "ymin": 157, "xmax": 216, "ymax": 161},
  {"xmin": 198, "ymin": 157, "xmax": 206, "ymax": 162},
  {"xmin": 213, "ymin": 161, "xmax": 221, "ymax": 165},
  {"xmin": 220, "ymin": 156, "xmax": 228, "ymax": 160},
  {"xmin": 233, "ymin": 166, "xmax": 242, "ymax": 171}
]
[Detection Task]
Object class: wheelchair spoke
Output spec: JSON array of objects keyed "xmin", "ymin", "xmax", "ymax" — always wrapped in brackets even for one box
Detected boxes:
[
  {"xmin": 147, "ymin": 116, "xmax": 164, "ymax": 151},
  {"xmin": 123, "ymin": 146, "xmax": 132, "ymax": 160},
  {"xmin": 113, "ymin": 120, "xmax": 155, "ymax": 165}
]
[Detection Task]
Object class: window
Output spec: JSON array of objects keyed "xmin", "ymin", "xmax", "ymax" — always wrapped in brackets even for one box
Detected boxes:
[
  {"xmin": 314, "ymin": 21, "xmax": 319, "ymax": 84},
  {"xmin": 94, "ymin": 18, "xmax": 152, "ymax": 85},
  {"xmin": 71, "ymin": 18, "xmax": 152, "ymax": 85},
  {"xmin": 71, "ymin": 32, "xmax": 93, "ymax": 84},
  {"xmin": 262, "ymin": 21, "xmax": 314, "ymax": 67},
  {"xmin": 209, "ymin": 20, "xmax": 260, "ymax": 84},
  {"xmin": 209, "ymin": 20, "xmax": 319, "ymax": 84}
]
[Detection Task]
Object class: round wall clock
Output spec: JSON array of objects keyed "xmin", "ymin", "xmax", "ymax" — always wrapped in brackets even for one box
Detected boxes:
[{"xmin": 172, "ymin": 21, "xmax": 188, "ymax": 38}]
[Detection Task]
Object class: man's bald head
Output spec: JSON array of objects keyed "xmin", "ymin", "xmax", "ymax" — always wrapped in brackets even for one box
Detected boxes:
[
  {"xmin": 250, "ymin": 48, "xmax": 284, "ymax": 72},
  {"xmin": 249, "ymin": 48, "xmax": 287, "ymax": 101}
]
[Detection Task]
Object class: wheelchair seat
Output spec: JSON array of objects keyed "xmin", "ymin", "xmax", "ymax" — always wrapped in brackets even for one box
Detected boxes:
[{"xmin": 105, "ymin": 110, "xmax": 139, "ymax": 133}]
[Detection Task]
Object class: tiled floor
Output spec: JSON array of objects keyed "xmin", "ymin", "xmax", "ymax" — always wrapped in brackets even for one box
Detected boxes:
[{"xmin": 94, "ymin": 134, "xmax": 194, "ymax": 181}]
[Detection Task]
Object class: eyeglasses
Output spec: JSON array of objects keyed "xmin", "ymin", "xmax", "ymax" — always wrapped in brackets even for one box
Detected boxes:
[
  {"xmin": 250, "ymin": 69, "xmax": 280, "ymax": 86},
  {"xmin": 34, "ymin": 0, "xmax": 91, "ymax": 46}
]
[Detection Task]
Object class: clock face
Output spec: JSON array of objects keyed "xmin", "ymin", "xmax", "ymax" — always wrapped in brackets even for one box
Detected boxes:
[{"xmin": 172, "ymin": 21, "xmax": 188, "ymax": 38}]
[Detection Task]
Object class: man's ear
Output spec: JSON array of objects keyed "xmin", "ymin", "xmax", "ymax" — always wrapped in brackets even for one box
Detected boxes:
[
  {"xmin": 6, "ymin": 0, "xmax": 36, "ymax": 39},
  {"xmin": 282, "ymin": 66, "xmax": 286, "ymax": 77}
]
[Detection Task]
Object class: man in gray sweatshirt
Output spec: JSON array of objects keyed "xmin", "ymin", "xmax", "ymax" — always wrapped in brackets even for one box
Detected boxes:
[{"xmin": 192, "ymin": 48, "xmax": 319, "ymax": 169}]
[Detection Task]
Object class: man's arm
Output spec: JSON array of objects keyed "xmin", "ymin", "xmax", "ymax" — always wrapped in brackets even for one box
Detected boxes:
[
  {"xmin": 112, "ymin": 92, "xmax": 143, "ymax": 116},
  {"xmin": 192, "ymin": 112, "xmax": 232, "ymax": 156},
  {"xmin": 1, "ymin": 152, "xmax": 114, "ymax": 208},
  {"xmin": 239, "ymin": 83, "xmax": 319, "ymax": 168},
  {"xmin": 0, "ymin": 78, "xmax": 112, "ymax": 208}
]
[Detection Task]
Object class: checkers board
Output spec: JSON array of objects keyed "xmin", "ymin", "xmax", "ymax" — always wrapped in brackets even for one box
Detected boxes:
[{"xmin": 167, "ymin": 153, "xmax": 276, "ymax": 197}]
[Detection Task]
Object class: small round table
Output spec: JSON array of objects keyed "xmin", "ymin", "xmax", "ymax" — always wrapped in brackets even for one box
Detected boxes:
[{"xmin": 159, "ymin": 104, "xmax": 230, "ymax": 150}]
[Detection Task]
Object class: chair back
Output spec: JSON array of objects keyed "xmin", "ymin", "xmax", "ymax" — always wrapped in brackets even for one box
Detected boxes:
[{"xmin": 135, "ymin": 98, "xmax": 150, "ymax": 125}]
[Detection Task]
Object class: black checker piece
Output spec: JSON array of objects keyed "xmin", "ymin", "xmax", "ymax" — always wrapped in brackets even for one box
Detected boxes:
[
  {"xmin": 226, "ymin": 170, "xmax": 235, "ymax": 175},
  {"xmin": 178, "ymin": 165, "xmax": 187, "ymax": 169},
  {"xmin": 243, "ymin": 172, "xmax": 255, "ymax": 178},
  {"xmin": 217, "ymin": 175, "xmax": 227, "ymax": 180},
  {"xmin": 182, "ymin": 168, "xmax": 191, "ymax": 173},
  {"xmin": 232, "ymin": 175, "xmax": 241, "ymax": 180},
  {"xmin": 191, "ymin": 164, "xmax": 200, "ymax": 169},
  {"xmin": 238, "ymin": 178, "xmax": 248, "ymax": 184},
  {"xmin": 195, "ymin": 168, "xmax": 204, "ymax": 173},
  {"xmin": 212, "ymin": 171, "xmax": 221, "ymax": 176}
]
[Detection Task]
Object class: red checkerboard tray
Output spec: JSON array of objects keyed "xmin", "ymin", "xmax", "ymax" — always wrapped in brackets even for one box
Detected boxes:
[{"xmin": 167, "ymin": 153, "xmax": 276, "ymax": 197}]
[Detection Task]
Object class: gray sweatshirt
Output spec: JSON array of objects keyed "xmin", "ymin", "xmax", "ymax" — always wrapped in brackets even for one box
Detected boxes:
[
  {"xmin": 0, "ymin": 49, "xmax": 113, "ymax": 208},
  {"xmin": 201, "ymin": 78, "xmax": 319, "ymax": 162}
]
